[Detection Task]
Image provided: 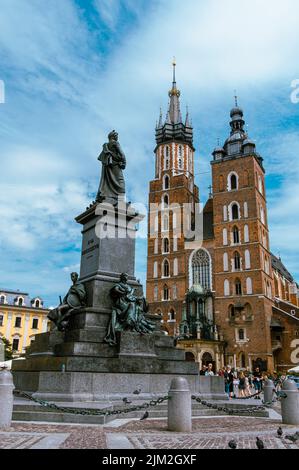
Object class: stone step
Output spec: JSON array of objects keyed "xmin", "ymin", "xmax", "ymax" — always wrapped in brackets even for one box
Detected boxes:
[{"xmin": 12, "ymin": 398, "xmax": 269, "ymax": 424}]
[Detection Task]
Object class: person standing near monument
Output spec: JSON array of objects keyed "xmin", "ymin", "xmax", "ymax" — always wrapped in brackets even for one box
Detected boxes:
[{"xmin": 96, "ymin": 130, "xmax": 126, "ymax": 205}]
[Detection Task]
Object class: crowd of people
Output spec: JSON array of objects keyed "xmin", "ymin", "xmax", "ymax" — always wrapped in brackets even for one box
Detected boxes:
[{"xmin": 199, "ymin": 364, "xmax": 287, "ymax": 399}]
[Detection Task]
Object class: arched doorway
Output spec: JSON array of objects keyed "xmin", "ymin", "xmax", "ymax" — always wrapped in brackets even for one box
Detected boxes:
[
  {"xmin": 201, "ymin": 352, "xmax": 216, "ymax": 371},
  {"xmin": 185, "ymin": 352, "xmax": 195, "ymax": 362}
]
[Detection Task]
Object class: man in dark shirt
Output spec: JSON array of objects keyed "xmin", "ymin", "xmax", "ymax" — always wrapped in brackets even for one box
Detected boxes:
[
  {"xmin": 200, "ymin": 365, "xmax": 207, "ymax": 376},
  {"xmin": 224, "ymin": 366, "xmax": 234, "ymax": 399},
  {"xmin": 253, "ymin": 367, "xmax": 263, "ymax": 399}
]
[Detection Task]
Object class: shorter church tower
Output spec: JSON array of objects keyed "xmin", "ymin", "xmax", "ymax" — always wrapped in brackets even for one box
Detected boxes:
[{"xmin": 211, "ymin": 99, "xmax": 275, "ymax": 371}]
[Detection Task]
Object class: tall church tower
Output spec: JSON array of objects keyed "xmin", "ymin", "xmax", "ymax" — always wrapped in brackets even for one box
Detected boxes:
[
  {"xmin": 146, "ymin": 62, "xmax": 199, "ymax": 336},
  {"xmin": 211, "ymin": 99, "xmax": 275, "ymax": 371}
]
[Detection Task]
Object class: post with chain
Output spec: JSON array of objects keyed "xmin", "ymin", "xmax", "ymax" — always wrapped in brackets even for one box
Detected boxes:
[
  {"xmin": 168, "ymin": 377, "xmax": 192, "ymax": 432},
  {"xmin": 281, "ymin": 379, "xmax": 299, "ymax": 425},
  {"xmin": 263, "ymin": 378, "xmax": 275, "ymax": 405},
  {"xmin": 0, "ymin": 367, "xmax": 15, "ymax": 428}
]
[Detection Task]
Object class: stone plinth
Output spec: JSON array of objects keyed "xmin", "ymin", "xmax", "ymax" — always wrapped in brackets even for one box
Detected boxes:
[
  {"xmin": 198, "ymin": 376, "xmax": 228, "ymax": 401},
  {"xmin": 12, "ymin": 202, "xmax": 199, "ymax": 404}
]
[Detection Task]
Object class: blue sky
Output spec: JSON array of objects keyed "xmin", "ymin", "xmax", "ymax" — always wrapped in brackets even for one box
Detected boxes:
[{"xmin": 0, "ymin": 0, "xmax": 299, "ymax": 307}]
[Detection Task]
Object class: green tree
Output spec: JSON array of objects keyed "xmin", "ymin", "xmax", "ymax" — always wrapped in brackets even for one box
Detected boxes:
[{"xmin": 0, "ymin": 337, "xmax": 13, "ymax": 361}]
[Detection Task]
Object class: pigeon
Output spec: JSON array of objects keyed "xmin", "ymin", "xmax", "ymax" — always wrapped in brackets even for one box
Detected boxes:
[
  {"xmin": 277, "ymin": 427, "xmax": 283, "ymax": 438},
  {"xmin": 140, "ymin": 411, "xmax": 149, "ymax": 421},
  {"xmin": 122, "ymin": 397, "xmax": 132, "ymax": 405},
  {"xmin": 133, "ymin": 388, "xmax": 141, "ymax": 395},
  {"xmin": 285, "ymin": 434, "xmax": 299, "ymax": 443},
  {"xmin": 256, "ymin": 437, "xmax": 265, "ymax": 449},
  {"xmin": 228, "ymin": 439, "xmax": 237, "ymax": 449}
]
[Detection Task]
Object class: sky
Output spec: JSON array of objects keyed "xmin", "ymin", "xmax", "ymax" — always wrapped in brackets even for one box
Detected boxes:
[{"xmin": 0, "ymin": 0, "xmax": 299, "ymax": 307}]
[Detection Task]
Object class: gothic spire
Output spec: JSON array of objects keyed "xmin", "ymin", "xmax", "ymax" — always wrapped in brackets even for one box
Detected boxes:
[{"xmin": 166, "ymin": 58, "xmax": 182, "ymax": 125}]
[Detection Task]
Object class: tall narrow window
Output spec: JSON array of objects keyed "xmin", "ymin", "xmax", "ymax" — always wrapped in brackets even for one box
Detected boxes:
[
  {"xmin": 163, "ymin": 238, "xmax": 169, "ymax": 253},
  {"xmin": 12, "ymin": 338, "xmax": 19, "ymax": 351},
  {"xmin": 154, "ymin": 285, "xmax": 158, "ymax": 301},
  {"xmin": 246, "ymin": 277, "xmax": 253, "ymax": 295},
  {"xmin": 234, "ymin": 252, "xmax": 241, "ymax": 271},
  {"xmin": 163, "ymin": 175, "xmax": 169, "ymax": 190},
  {"xmin": 191, "ymin": 250, "xmax": 211, "ymax": 290},
  {"xmin": 223, "ymin": 228, "xmax": 228, "ymax": 246},
  {"xmin": 173, "ymin": 236, "xmax": 178, "ymax": 251},
  {"xmin": 238, "ymin": 329, "xmax": 245, "ymax": 341},
  {"xmin": 235, "ymin": 279, "xmax": 242, "ymax": 296},
  {"xmin": 245, "ymin": 250, "xmax": 251, "ymax": 269},
  {"xmin": 0, "ymin": 295, "xmax": 5, "ymax": 304},
  {"xmin": 153, "ymin": 262, "xmax": 158, "ymax": 278},
  {"xmin": 0, "ymin": 315, "xmax": 4, "ymax": 326},
  {"xmin": 244, "ymin": 225, "xmax": 249, "ymax": 243},
  {"xmin": 223, "ymin": 253, "xmax": 229, "ymax": 271},
  {"xmin": 163, "ymin": 260, "xmax": 170, "ymax": 278},
  {"xmin": 231, "ymin": 204, "xmax": 239, "ymax": 220},
  {"xmin": 163, "ymin": 194, "xmax": 169, "ymax": 208},
  {"xmin": 223, "ymin": 205, "xmax": 228, "ymax": 221},
  {"xmin": 233, "ymin": 226, "xmax": 240, "ymax": 244},
  {"xmin": 169, "ymin": 309, "xmax": 176, "ymax": 321},
  {"xmin": 32, "ymin": 318, "xmax": 39, "ymax": 329},
  {"xmin": 163, "ymin": 214, "xmax": 169, "ymax": 231},
  {"xmin": 230, "ymin": 174, "xmax": 237, "ymax": 190},
  {"xmin": 154, "ymin": 238, "xmax": 158, "ymax": 254},
  {"xmin": 15, "ymin": 317, "xmax": 22, "ymax": 328},
  {"xmin": 163, "ymin": 285, "xmax": 169, "ymax": 301},
  {"xmin": 224, "ymin": 279, "xmax": 230, "ymax": 296},
  {"xmin": 173, "ymin": 258, "xmax": 178, "ymax": 276}
]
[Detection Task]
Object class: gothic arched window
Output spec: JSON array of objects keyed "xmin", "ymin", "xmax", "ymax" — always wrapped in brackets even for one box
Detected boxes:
[
  {"xmin": 163, "ymin": 175, "xmax": 169, "ymax": 190},
  {"xmin": 163, "ymin": 194, "xmax": 169, "ymax": 208},
  {"xmin": 231, "ymin": 204, "xmax": 240, "ymax": 220},
  {"xmin": 233, "ymin": 226, "xmax": 240, "ymax": 244},
  {"xmin": 163, "ymin": 259, "xmax": 170, "ymax": 278},
  {"xmin": 229, "ymin": 173, "xmax": 238, "ymax": 190},
  {"xmin": 163, "ymin": 237, "xmax": 169, "ymax": 253},
  {"xmin": 191, "ymin": 249, "xmax": 211, "ymax": 290},
  {"xmin": 234, "ymin": 251, "xmax": 241, "ymax": 271},
  {"xmin": 163, "ymin": 285, "xmax": 169, "ymax": 301},
  {"xmin": 235, "ymin": 278, "xmax": 242, "ymax": 296}
]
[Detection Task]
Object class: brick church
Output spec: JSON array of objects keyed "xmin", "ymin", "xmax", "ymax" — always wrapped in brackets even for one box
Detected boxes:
[{"xmin": 146, "ymin": 63, "xmax": 299, "ymax": 374}]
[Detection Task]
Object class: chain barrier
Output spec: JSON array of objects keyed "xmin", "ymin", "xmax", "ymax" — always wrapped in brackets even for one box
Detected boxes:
[
  {"xmin": 191, "ymin": 395, "xmax": 267, "ymax": 415},
  {"xmin": 13, "ymin": 390, "xmax": 169, "ymax": 417},
  {"xmin": 231, "ymin": 390, "xmax": 263, "ymax": 400}
]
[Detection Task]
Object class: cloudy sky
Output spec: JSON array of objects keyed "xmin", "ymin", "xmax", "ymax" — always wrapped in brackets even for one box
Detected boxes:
[{"xmin": 0, "ymin": 0, "xmax": 298, "ymax": 306}]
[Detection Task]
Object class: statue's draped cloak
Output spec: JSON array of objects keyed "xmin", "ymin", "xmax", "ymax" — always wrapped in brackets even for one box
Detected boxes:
[
  {"xmin": 64, "ymin": 282, "xmax": 86, "ymax": 308},
  {"xmin": 98, "ymin": 142, "xmax": 126, "ymax": 200}
]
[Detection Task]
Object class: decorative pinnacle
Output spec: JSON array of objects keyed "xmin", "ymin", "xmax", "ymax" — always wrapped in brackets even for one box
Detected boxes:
[
  {"xmin": 172, "ymin": 56, "xmax": 176, "ymax": 83},
  {"xmin": 234, "ymin": 89, "xmax": 238, "ymax": 107}
]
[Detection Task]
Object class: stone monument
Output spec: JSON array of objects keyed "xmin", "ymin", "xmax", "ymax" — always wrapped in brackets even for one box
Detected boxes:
[{"xmin": 12, "ymin": 131, "xmax": 199, "ymax": 402}]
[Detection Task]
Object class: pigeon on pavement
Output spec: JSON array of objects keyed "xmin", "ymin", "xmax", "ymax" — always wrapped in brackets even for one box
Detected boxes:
[
  {"xmin": 256, "ymin": 437, "xmax": 265, "ymax": 449},
  {"xmin": 140, "ymin": 411, "xmax": 149, "ymax": 421},
  {"xmin": 228, "ymin": 439, "xmax": 237, "ymax": 449}
]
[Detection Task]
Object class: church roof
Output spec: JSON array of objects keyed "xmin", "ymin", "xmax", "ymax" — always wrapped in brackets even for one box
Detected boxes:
[{"xmin": 271, "ymin": 254, "xmax": 294, "ymax": 283}]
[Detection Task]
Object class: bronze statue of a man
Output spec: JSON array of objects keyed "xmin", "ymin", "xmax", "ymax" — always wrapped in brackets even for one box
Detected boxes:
[
  {"xmin": 104, "ymin": 273, "xmax": 155, "ymax": 346},
  {"xmin": 47, "ymin": 272, "xmax": 86, "ymax": 331},
  {"xmin": 96, "ymin": 130, "xmax": 126, "ymax": 205}
]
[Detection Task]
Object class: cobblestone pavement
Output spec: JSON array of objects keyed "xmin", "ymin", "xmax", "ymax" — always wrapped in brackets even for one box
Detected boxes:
[{"xmin": 1, "ymin": 417, "xmax": 298, "ymax": 449}]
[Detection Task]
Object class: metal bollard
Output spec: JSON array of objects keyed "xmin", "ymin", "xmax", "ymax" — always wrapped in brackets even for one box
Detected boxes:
[
  {"xmin": 0, "ymin": 367, "xmax": 15, "ymax": 428},
  {"xmin": 168, "ymin": 377, "xmax": 192, "ymax": 432},
  {"xmin": 281, "ymin": 379, "xmax": 299, "ymax": 425},
  {"xmin": 263, "ymin": 379, "xmax": 275, "ymax": 405}
]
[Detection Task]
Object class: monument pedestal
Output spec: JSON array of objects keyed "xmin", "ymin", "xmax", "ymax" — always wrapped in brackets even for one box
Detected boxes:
[{"xmin": 12, "ymin": 202, "xmax": 199, "ymax": 403}]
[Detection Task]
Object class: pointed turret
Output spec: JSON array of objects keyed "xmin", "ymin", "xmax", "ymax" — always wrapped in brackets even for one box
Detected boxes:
[
  {"xmin": 212, "ymin": 94, "xmax": 262, "ymax": 168},
  {"xmin": 155, "ymin": 60, "xmax": 194, "ymax": 149}
]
